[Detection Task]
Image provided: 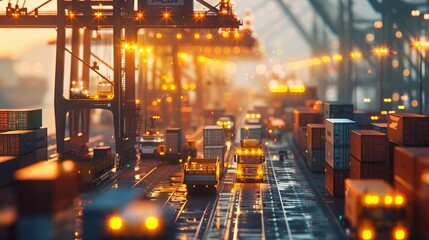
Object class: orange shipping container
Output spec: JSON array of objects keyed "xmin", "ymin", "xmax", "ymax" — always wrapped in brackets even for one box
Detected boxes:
[
  {"xmin": 350, "ymin": 130, "xmax": 387, "ymax": 162},
  {"xmin": 306, "ymin": 124, "xmax": 325, "ymax": 150},
  {"xmin": 388, "ymin": 113, "xmax": 429, "ymax": 146}
]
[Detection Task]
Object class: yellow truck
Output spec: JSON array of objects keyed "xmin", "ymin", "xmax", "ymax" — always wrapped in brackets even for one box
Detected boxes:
[
  {"xmin": 345, "ymin": 179, "xmax": 408, "ymax": 240},
  {"xmin": 183, "ymin": 157, "xmax": 222, "ymax": 190},
  {"xmin": 234, "ymin": 138, "xmax": 265, "ymax": 183}
]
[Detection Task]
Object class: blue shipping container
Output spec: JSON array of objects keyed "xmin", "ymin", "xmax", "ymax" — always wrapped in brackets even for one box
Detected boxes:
[{"xmin": 325, "ymin": 141, "xmax": 350, "ymax": 170}]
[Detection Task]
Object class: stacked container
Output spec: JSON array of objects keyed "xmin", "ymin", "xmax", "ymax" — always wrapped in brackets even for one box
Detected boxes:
[
  {"xmin": 305, "ymin": 124, "xmax": 325, "ymax": 172},
  {"xmin": 0, "ymin": 109, "xmax": 47, "ymax": 188},
  {"xmin": 293, "ymin": 108, "xmax": 322, "ymax": 151},
  {"xmin": 349, "ymin": 130, "xmax": 388, "ymax": 180},
  {"xmin": 203, "ymin": 126, "xmax": 225, "ymax": 169},
  {"xmin": 387, "ymin": 113, "xmax": 429, "ymax": 184},
  {"xmin": 323, "ymin": 102, "xmax": 354, "ymax": 122},
  {"xmin": 240, "ymin": 125, "xmax": 262, "ymax": 140},
  {"xmin": 393, "ymin": 147, "xmax": 429, "ymax": 238},
  {"xmin": 325, "ymin": 118, "xmax": 357, "ymax": 196},
  {"xmin": 370, "ymin": 122, "xmax": 388, "ymax": 134},
  {"xmin": 353, "ymin": 110, "xmax": 370, "ymax": 129}
]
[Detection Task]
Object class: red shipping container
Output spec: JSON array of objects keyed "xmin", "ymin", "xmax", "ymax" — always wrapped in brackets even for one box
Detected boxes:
[
  {"xmin": 394, "ymin": 147, "xmax": 429, "ymax": 193},
  {"xmin": 293, "ymin": 124, "xmax": 306, "ymax": 151},
  {"xmin": 349, "ymin": 155, "xmax": 388, "ymax": 180},
  {"xmin": 325, "ymin": 163, "xmax": 349, "ymax": 197},
  {"xmin": 350, "ymin": 130, "xmax": 387, "ymax": 162},
  {"xmin": 0, "ymin": 130, "xmax": 37, "ymax": 156},
  {"xmin": 293, "ymin": 108, "xmax": 322, "ymax": 127},
  {"xmin": 388, "ymin": 113, "xmax": 429, "ymax": 146},
  {"xmin": 306, "ymin": 124, "xmax": 325, "ymax": 149},
  {"xmin": 0, "ymin": 111, "xmax": 8, "ymax": 131}
]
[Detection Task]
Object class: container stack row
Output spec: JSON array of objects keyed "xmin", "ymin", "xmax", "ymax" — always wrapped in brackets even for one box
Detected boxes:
[
  {"xmin": 325, "ymin": 118, "xmax": 357, "ymax": 197},
  {"xmin": 292, "ymin": 108, "xmax": 322, "ymax": 151},
  {"xmin": 305, "ymin": 124, "xmax": 325, "ymax": 172},
  {"xmin": 203, "ymin": 126, "xmax": 225, "ymax": 168},
  {"xmin": 349, "ymin": 130, "xmax": 389, "ymax": 181},
  {"xmin": 0, "ymin": 109, "xmax": 47, "ymax": 188}
]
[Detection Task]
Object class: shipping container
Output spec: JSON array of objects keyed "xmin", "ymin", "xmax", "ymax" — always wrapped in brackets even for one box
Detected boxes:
[
  {"xmin": 388, "ymin": 113, "xmax": 429, "ymax": 146},
  {"xmin": 0, "ymin": 109, "xmax": 42, "ymax": 131},
  {"xmin": 283, "ymin": 107, "xmax": 294, "ymax": 130},
  {"xmin": 138, "ymin": 0, "xmax": 194, "ymax": 15},
  {"xmin": 93, "ymin": 146, "xmax": 112, "ymax": 159},
  {"xmin": 325, "ymin": 163, "xmax": 349, "ymax": 197},
  {"xmin": 293, "ymin": 108, "xmax": 322, "ymax": 127},
  {"xmin": 203, "ymin": 145, "xmax": 225, "ymax": 167},
  {"xmin": 353, "ymin": 110, "xmax": 371, "ymax": 129},
  {"xmin": 35, "ymin": 127, "xmax": 48, "ymax": 149},
  {"xmin": 325, "ymin": 141, "xmax": 351, "ymax": 170},
  {"xmin": 165, "ymin": 128, "xmax": 183, "ymax": 154},
  {"xmin": 36, "ymin": 147, "xmax": 48, "ymax": 161},
  {"xmin": 0, "ymin": 111, "xmax": 8, "ymax": 131},
  {"xmin": 17, "ymin": 151, "xmax": 38, "ymax": 169},
  {"xmin": 203, "ymin": 126, "xmax": 225, "ymax": 146},
  {"xmin": 325, "ymin": 118, "xmax": 357, "ymax": 146},
  {"xmin": 350, "ymin": 130, "xmax": 387, "ymax": 162},
  {"xmin": 349, "ymin": 155, "xmax": 388, "ymax": 180},
  {"xmin": 371, "ymin": 122, "xmax": 388, "ymax": 134},
  {"xmin": 323, "ymin": 102, "xmax": 354, "ymax": 122},
  {"xmin": 416, "ymin": 156, "xmax": 429, "ymax": 192},
  {"xmin": 240, "ymin": 125, "xmax": 262, "ymax": 140},
  {"xmin": 394, "ymin": 147, "xmax": 429, "ymax": 194},
  {"xmin": 305, "ymin": 146, "xmax": 325, "ymax": 172},
  {"xmin": 345, "ymin": 179, "xmax": 407, "ymax": 237},
  {"xmin": 0, "ymin": 130, "xmax": 37, "ymax": 156},
  {"xmin": 0, "ymin": 156, "xmax": 18, "ymax": 187},
  {"xmin": 306, "ymin": 124, "xmax": 325, "ymax": 149},
  {"xmin": 14, "ymin": 161, "xmax": 79, "ymax": 214},
  {"xmin": 292, "ymin": 125, "xmax": 306, "ymax": 151}
]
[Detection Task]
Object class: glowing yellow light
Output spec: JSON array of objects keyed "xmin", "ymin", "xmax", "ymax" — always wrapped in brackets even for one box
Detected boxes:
[
  {"xmin": 109, "ymin": 216, "xmax": 123, "ymax": 230},
  {"xmin": 395, "ymin": 195, "xmax": 404, "ymax": 205},
  {"xmin": 152, "ymin": 101, "xmax": 158, "ymax": 106},
  {"xmin": 236, "ymin": 169, "xmax": 242, "ymax": 175},
  {"xmin": 365, "ymin": 195, "xmax": 372, "ymax": 205},
  {"xmin": 350, "ymin": 51, "xmax": 362, "ymax": 59},
  {"xmin": 194, "ymin": 33, "xmax": 200, "ymax": 39},
  {"xmin": 394, "ymin": 228, "xmax": 406, "ymax": 240},
  {"xmin": 373, "ymin": 47, "xmax": 390, "ymax": 56},
  {"xmin": 137, "ymin": 12, "xmax": 143, "ymax": 19},
  {"xmin": 384, "ymin": 196, "xmax": 393, "ymax": 205},
  {"xmin": 364, "ymin": 98, "xmax": 371, "ymax": 103},
  {"xmin": 222, "ymin": 32, "xmax": 229, "ymax": 38},
  {"xmin": 362, "ymin": 229, "xmax": 373, "ymax": 240},
  {"xmin": 170, "ymin": 85, "xmax": 176, "ymax": 91},
  {"xmin": 333, "ymin": 54, "xmax": 343, "ymax": 61},
  {"xmin": 156, "ymin": 33, "xmax": 162, "ymax": 39},
  {"xmin": 95, "ymin": 11, "xmax": 102, "ymax": 18},
  {"xmin": 398, "ymin": 105, "xmax": 405, "ymax": 110},
  {"xmin": 163, "ymin": 12, "xmax": 170, "ymax": 18},
  {"xmin": 207, "ymin": 33, "xmax": 213, "ymax": 39},
  {"xmin": 166, "ymin": 96, "xmax": 173, "ymax": 103},
  {"xmin": 234, "ymin": 32, "xmax": 240, "ymax": 38},
  {"xmin": 145, "ymin": 216, "xmax": 159, "ymax": 230},
  {"xmin": 189, "ymin": 83, "xmax": 196, "ymax": 90},
  {"xmin": 162, "ymin": 85, "xmax": 168, "ymax": 91},
  {"xmin": 257, "ymin": 169, "xmax": 263, "ymax": 175},
  {"xmin": 176, "ymin": 33, "xmax": 182, "ymax": 39}
]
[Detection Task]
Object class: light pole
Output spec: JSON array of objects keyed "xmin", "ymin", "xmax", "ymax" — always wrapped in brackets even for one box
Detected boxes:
[
  {"xmin": 413, "ymin": 40, "xmax": 429, "ymax": 114},
  {"xmin": 373, "ymin": 47, "xmax": 390, "ymax": 112},
  {"xmin": 350, "ymin": 51, "xmax": 362, "ymax": 107}
]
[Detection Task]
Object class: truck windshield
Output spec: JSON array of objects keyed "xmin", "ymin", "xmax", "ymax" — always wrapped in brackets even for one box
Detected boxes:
[{"xmin": 239, "ymin": 155, "xmax": 262, "ymax": 164}]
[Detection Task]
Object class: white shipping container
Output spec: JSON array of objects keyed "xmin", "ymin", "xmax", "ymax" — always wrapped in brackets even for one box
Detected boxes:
[
  {"xmin": 325, "ymin": 118, "xmax": 357, "ymax": 146},
  {"xmin": 203, "ymin": 126, "xmax": 224, "ymax": 146},
  {"xmin": 240, "ymin": 125, "xmax": 262, "ymax": 140},
  {"xmin": 325, "ymin": 141, "xmax": 351, "ymax": 170}
]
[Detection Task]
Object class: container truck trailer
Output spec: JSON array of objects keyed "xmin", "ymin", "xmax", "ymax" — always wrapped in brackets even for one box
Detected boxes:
[
  {"xmin": 234, "ymin": 139, "xmax": 265, "ymax": 182},
  {"xmin": 183, "ymin": 157, "xmax": 222, "ymax": 190}
]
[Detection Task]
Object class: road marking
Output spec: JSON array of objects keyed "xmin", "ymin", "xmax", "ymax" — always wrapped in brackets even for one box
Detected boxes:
[{"xmin": 131, "ymin": 166, "xmax": 157, "ymax": 189}]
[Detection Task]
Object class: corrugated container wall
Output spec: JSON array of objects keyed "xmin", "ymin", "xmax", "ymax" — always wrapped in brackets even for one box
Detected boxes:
[
  {"xmin": 325, "ymin": 119, "xmax": 357, "ymax": 146},
  {"xmin": 240, "ymin": 125, "xmax": 262, "ymax": 140},
  {"xmin": 203, "ymin": 126, "xmax": 224, "ymax": 146},
  {"xmin": 325, "ymin": 141, "xmax": 350, "ymax": 170},
  {"xmin": 0, "ymin": 130, "xmax": 37, "ymax": 156},
  {"xmin": 3, "ymin": 109, "xmax": 42, "ymax": 131},
  {"xmin": 94, "ymin": 146, "xmax": 112, "ymax": 158},
  {"xmin": 293, "ymin": 108, "xmax": 322, "ymax": 127},
  {"xmin": 323, "ymin": 102, "xmax": 354, "ymax": 122},
  {"xmin": 203, "ymin": 145, "xmax": 225, "ymax": 166},
  {"xmin": 306, "ymin": 124, "xmax": 325, "ymax": 149},
  {"xmin": 35, "ymin": 127, "xmax": 48, "ymax": 149},
  {"xmin": 349, "ymin": 156, "xmax": 389, "ymax": 180},
  {"xmin": 166, "ymin": 128, "xmax": 183, "ymax": 154},
  {"xmin": 306, "ymin": 146, "xmax": 325, "ymax": 172},
  {"xmin": 325, "ymin": 163, "xmax": 350, "ymax": 197},
  {"xmin": 353, "ymin": 110, "xmax": 370, "ymax": 129},
  {"xmin": 388, "ymin": 113, "xmax": 429, "ymax": 146},
  {"xmin": 350, "ymin": 130, "xmax": 387, "ymax": 162},
  {"xmin": 394, "ymin": 147, "xmax": 429, "ymax": 195}
]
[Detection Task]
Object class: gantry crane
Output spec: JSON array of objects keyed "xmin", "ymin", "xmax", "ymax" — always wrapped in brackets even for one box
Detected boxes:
[{"xmin": 0, "ymin": 0, "xmax": 241, "ymax": 163}]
